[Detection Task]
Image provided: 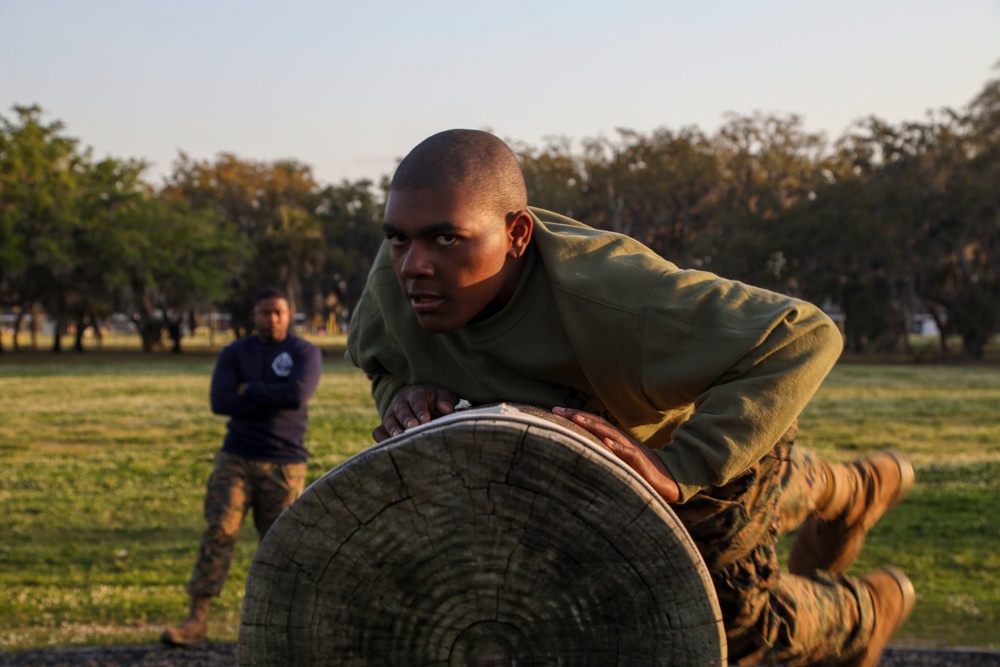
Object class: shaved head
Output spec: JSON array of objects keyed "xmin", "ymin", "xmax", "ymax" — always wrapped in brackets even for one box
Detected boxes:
[{"xmin": 391, "ymin": 129, "xmax": 528, "ymax": 217}]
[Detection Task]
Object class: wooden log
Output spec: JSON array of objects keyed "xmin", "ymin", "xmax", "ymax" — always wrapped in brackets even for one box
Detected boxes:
[{"xmin": 238, "ymin": 403, "xmax": 726, "ymax": 666}]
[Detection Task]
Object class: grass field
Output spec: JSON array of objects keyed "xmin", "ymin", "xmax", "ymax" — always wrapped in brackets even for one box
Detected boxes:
[{"xmin": 0, "ymin": 344, "xmax": 998, "ymax": 651}]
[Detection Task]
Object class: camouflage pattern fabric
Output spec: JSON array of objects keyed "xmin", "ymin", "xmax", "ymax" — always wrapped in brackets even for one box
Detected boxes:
[
  {"xmin": 187, "ymin": 452, "xmax": 307, "ymax": 597},
  {"xmin": 672, "ymin": 421, "xmax": 876, "ymax": 666}
]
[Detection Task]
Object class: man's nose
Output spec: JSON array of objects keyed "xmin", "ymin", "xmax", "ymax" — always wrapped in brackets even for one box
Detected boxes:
[{"xmin": 399, "ymin": 244, "xmax": 433, "ymax": 278}]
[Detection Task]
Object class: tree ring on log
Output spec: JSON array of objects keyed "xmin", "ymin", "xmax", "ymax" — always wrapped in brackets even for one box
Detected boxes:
[
  {"xmin": 239, "ymin": 403, "xmax": 725, "ymax": 666},
  {"xmin": 449, "ymin": 620, "xmax": 531, "ymax": 666}
]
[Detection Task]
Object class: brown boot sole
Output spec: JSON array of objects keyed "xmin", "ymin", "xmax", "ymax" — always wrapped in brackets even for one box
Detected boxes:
[
  {"xmin": 885, "ymin": 566, "xmax": 916, "ymax": 619},
  {"xmin": 880, "ymin": 452, "xmax": 916, "ymax": 521},
  {"xmin": 160, "ymin": 627, "xmax": 206, "ymax": 647}
]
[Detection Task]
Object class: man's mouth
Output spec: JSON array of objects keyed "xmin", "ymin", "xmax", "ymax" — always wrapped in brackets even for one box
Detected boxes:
[{"xmin": 408, "ymin": 292, "xmax": 444, "ymax": 312}]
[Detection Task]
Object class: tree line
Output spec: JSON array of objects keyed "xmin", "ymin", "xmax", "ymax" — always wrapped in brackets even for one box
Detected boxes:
[
  {"xmin": 0, "ymin": 109, "xmax": 384, "ymax": 353},
  {"xmin": 1, "ymin": 74, "xmax": 998, "ymax": 357}
]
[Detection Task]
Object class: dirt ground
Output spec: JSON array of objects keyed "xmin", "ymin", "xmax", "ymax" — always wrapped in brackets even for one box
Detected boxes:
[{"xmin": 2, "ymin": 644, "xmax": 1000, "ymax": 667}]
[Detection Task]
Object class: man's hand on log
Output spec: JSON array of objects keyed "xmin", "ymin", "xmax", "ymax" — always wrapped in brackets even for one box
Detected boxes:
[
  {"xmin": 552, "ymin": 407, "xmax": 680, "ymax": 503},
  {"xmin": 373, "ymin": 385, "xmax": 459, "ymax": 442}
]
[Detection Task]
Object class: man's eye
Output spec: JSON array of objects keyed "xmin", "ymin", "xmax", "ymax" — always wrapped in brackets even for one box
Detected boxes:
[
  {"xmin": 435, "ymin": 234, "xmax": 457, "ymax": 247},
  {"xmin": 386, "ymin": 233, "xmax": 406, "ymax": 246}
]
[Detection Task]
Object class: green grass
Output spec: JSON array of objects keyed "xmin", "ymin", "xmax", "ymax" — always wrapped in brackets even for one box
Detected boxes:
[
  {"xmin": 0, "ymin": 341, "xmax": 377, "ymax": 650},
  {"xmin": 0, "ymin": 353, "xmax": 998, "ymax": 650},
  {"xmin": 791, "ymin": 363, "xmax": 1000, "ymax": 648}
]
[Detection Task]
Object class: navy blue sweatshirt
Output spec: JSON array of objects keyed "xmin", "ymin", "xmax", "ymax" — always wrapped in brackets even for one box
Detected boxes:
[{"xmin": 209, "ymin": 334, "xmax": 322, "ymax": 463}]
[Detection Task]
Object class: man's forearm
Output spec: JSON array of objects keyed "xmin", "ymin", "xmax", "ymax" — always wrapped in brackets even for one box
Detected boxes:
[{"xmin": 210, "ymin": 389, "xmax": 261, "ymax": 416}]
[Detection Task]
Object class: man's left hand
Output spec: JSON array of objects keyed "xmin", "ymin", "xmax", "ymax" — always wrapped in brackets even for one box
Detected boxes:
[{"xmin": 552, "ymin": 407, "xmax": 680, "ymax": 503}]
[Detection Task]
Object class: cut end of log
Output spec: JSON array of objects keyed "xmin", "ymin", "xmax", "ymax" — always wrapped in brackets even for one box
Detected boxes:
[{"xmin": 238, "ymin": 403, "xmax": 725, "ymax": 666}]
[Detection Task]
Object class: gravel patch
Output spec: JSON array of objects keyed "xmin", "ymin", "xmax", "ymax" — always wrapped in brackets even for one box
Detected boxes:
[
  {"xmin": 2, "ymin": 644, "xmax": 999, "ymax": 666},
  {"xmin": 0, "ymin": 644, "xmax": 235, "ymax": 667}
]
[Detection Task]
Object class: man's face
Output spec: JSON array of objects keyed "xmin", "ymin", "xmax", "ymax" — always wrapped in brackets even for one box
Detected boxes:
[
  {"xmin": 383, "ymin": 188, "xmax": 528, "ymax": 334},
  {"xmin": 253, "ymin": 297, "xmax": 291, "ymax": 343}
]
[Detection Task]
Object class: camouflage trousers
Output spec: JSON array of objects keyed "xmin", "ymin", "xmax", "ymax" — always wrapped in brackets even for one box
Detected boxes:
[
  {"xmin": 672, "ymin": 422, "xmax": 875, "ymax": 666},
  {"xmin": 187, "ymin": 451, "xmax": 307, "ymax": 597}
]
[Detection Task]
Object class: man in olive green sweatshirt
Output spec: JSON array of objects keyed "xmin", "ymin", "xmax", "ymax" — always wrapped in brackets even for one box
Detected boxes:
[{"xmin": 347, "ymin": 129, "xmax": 915, "ymax": 666}]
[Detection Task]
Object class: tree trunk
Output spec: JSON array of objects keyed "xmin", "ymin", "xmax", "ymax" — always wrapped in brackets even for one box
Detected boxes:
[
  {"xmin": 13, "ymin": 311, "xmax": 23, "ymax": 352},
  {"xmin": 930, "ymin": 310, "xmax": 951, "ymax": 357},
  {"xmin": 239, "ymin": 403, "xmax": 725, "ymax": 666},
  {"xmin": 50, "ymin": 316, "xmax": 63, "ymax": 353},
  {"xmin": 963, "ymin": 330, "xmax": 987, "ymax": 360},
  {"xmin": 92, "ymin": 316, "xmax": 103, "ymax": 349},
  {"xmin": 74, "ymin": 312, "xmax": 86, "ymax": 353},
  {"xmin": 133, "ymin": 314, "xmax": 164, "ymax": 352},
  {"xmin": 166, "ymin": 314, "xmax": 184, "ymax": 353},
  {"xmin": 28, "ymin": 306, "xmax": 39, "ymax": 350}
]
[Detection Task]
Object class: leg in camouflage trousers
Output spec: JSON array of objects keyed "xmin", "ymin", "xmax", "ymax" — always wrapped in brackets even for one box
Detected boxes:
[
  {"xmin": 672, "ymin": 421, "xmax": 877, "ymax": 666},
  {"xmin": 187, "ymin": 451, "xmax": 307, "ymax": 598}
]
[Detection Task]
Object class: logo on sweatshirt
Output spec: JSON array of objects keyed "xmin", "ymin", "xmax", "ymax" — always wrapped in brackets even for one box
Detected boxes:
[{"xmin": 272, "ymin": 352, "xmax": 294, "ymax": 377}]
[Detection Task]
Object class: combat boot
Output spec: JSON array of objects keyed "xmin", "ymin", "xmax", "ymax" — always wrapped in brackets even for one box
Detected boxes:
[
  {"xmin": 839, "ymin": 567, "xmax": 915, "ymax": 667},
  {"xmin": 789, "ymin": 451, "xmax": 914, "ymax": 575},
  {"xmin": 160, "ymin": 595, "xmax": 211, "ymax": 646}
]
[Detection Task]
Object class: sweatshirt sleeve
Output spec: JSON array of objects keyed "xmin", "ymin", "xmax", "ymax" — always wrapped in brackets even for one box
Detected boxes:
[
  {"xmin": 347, "ymin": 316, "xmax": 409, "ymax": 417},
  {"xmin": 640, "ymin": 272, "xmax": 843, "ymax": 502},
  {"xmin": 209, "ymin": 344, "xmax": 260, "ymax": 417},
  {"xmin": 347, "ymin": 263, "xmax": 413, "ymax": 418}
]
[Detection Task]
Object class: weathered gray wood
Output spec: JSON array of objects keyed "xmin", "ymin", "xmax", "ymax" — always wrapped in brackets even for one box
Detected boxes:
[{"xmin": 238, "ymin": 403, "xmax": 726, "ymax": 666}]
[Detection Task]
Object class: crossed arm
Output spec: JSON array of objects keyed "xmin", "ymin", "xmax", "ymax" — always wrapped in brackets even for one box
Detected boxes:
[{"xmin": 211, "ymin": 344, "xmax": 322, "ymax": 416}]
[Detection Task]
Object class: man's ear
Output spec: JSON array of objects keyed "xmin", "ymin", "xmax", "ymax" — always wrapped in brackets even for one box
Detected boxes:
[{"xmin": 506, "ymin": 210, "xmax": 534, "ymax": 258}]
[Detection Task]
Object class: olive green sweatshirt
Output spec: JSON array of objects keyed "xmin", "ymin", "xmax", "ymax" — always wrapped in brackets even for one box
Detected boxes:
[{"xmin": 347, "ymin": 208, "xmax": 843, "ymax": 502}]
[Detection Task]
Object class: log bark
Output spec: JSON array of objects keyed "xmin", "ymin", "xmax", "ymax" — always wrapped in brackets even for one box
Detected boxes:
[{"xmin": 239, "ymin": 403, "xmax": 725, "ymax": 666}]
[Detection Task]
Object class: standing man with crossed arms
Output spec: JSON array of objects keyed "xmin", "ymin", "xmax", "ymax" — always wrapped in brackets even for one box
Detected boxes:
[{"xmin": 162, "ymin": 286, "xmax": 322, "ymax": 647}]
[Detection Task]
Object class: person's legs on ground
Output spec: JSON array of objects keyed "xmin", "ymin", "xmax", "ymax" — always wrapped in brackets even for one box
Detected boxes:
[
  {"xmin": 726, "ymin": 552, "xmax": 871, "ymax": 666},
  {"xmin": 161, "ymin": 452, "xmax": 252, "ymax": 647},
  {"xmin": 772, "ymin": 421, "xmax": 918, "ymax": 664},
  {"xmin": 673, "ymin": 437, "xmax": 912, "ymax": 665},
  {"xmin": 161, "ymin": 595, "xmax": 212, "ymax": 648},
  {"xmin": 731, "ymin": 562, "xmax": 914, "ymax": 667},
  {"xmin": 250, "ymin": 460, "xmax": 307, "ymax": 538}
]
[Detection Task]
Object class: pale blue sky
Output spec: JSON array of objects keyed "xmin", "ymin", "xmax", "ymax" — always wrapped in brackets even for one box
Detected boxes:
[{"xmin": 2, "ymin": 0, "xmax": 998, "ymax": 186}]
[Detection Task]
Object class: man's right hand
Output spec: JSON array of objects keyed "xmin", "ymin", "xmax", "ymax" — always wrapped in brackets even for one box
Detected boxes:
[{"xmin": 373, "ymin": 385, "xmax": 459, "ymax": 442}]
